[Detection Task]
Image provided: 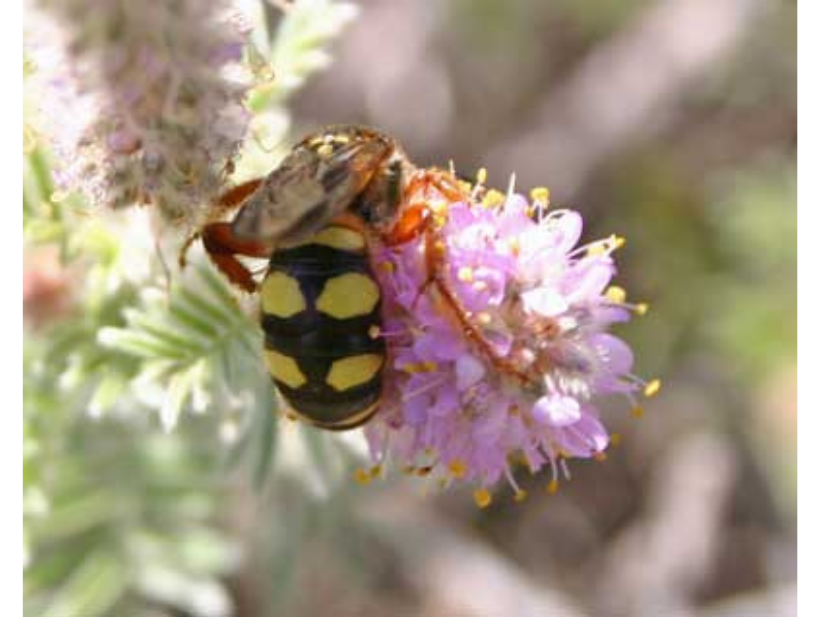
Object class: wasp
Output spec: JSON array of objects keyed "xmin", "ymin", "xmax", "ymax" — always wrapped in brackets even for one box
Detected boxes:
[{"xmin": 188, "ymin": 125, "xmax": 525, "ymax": 430}]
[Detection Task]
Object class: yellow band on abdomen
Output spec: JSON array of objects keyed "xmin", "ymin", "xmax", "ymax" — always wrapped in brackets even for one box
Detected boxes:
[
  {"xmin": 326, "ymin": 353, "xmax": 384, "ymax": 391},
  {"xmin": 316, "ymin": 273, "xmax": 380, "ymax": 319}
]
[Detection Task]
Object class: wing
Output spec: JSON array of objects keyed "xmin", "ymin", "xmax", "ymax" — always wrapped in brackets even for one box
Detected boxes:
[{"xmin": 230, "ymin": 130, "xmax": 393, "ymax": 247}]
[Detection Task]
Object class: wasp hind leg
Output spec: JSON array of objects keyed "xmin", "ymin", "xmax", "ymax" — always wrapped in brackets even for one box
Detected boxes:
[
  {"xmin": 178, "ymin": 177, "xmax": 270, "ymax": 293},
  {"xmin": 200, "ymin": 223, "xmax": 271, "ymax": 293}
]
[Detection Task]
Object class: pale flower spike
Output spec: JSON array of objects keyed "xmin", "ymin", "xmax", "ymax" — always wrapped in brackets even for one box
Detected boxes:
[{"xmin": 28, "ymin": 0, "xmax": 252, "ymax": 225}]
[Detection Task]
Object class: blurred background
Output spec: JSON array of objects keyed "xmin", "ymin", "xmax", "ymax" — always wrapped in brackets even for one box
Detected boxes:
[{"xmin": 24, "ymin": 0, "xmax": 796, "ymax": 616}]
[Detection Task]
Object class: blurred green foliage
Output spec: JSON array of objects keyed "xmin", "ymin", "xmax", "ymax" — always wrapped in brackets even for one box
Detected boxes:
[{"xmin": 23, "ymin": 2, "xmax": 362, "ymax": 615}]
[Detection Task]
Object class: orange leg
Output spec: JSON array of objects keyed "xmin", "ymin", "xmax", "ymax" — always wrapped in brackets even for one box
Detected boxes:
[
  {"xmin": 178, "ymin": 177, "xmax": 270, "ymax": 292},
  {"xmin": 201, "ymin": 222, "xmax": 271, "ymax": 293},
  {"xmin": 214, "ymin": 178, "xmax": 265, "ymax": 211},
  {"xmin": 385, "ymin": 170, "xmax": 536, "ymax": 386}
]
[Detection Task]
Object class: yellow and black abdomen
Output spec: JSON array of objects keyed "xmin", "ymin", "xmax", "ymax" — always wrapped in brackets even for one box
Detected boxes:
[{"xmin": 260, "ymin": 225, "xmax": 385, "ymax": 430}]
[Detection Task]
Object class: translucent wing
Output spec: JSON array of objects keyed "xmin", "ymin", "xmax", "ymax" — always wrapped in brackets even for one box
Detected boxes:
[{"xmin": 231, "ymin": 131, "xmax": 393, "ymax": 247}]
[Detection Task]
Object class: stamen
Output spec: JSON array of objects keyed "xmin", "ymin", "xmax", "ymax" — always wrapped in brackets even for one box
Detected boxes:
[
  {"xmin": 605, "ymin": 286, "xmax": 627, "ymax": 303},
  {"xmin": 594, "ymin": 451, "xmax": 607, "ymax": 462},
  {"xmin": 610, "ymin": 432, "xmax": 623, "ymax": 446},
  {"xmin": 448, "ymin": 460, "xmax": 467, "ymax": 478},
  {"xmin": 644, "ymin": 379, "xmax": 662, "ymax": 397},
  {"xmin": 506, "ymin": 172, "xmax": 517, "ymax": 200},
  {"xmin": 369, "ymin": 464, "xmax": 384, "ymax": 479},
  {"xmin": 634, "ymin": 302, "xmax": 649, "ymax": 316},
  {"xmin": 476, "ymin": 167, "xmax": 488, "ymax": 185},
  {"xmin": 560, "ymin": 458, "xmax": 571, "ymax": 480},
  {"xmin": 401, "ymin": 361, "xmax": 439, "ymax": 374},
  {"xmin": 503, "ymin": 463, "xmax": 523, "ymax": 494},
  {"xmin": 473, "ymin": 488, "xmax": 492, "ymax": 508},
  {"xmin": 401, "ymin": 376, "xmax": 447, "ymax": 402},
  {"xmin": 631, "ymin": 406, "xmax": 644, "ymax": 419},
  {"xmin": 530, "ymin": 186, "xmax": 550, "ymax": 204},
  {"xmin": 457, "ymin": 266, "xmax": 474, "ymax": 282},
  {"xmin": 514, "ymin": 489, "xmax": 528, "ymax": 502},
  {"xmin": 354, "ymin": 468, "xmax": 371, "ymax": 485},
  {"xmin": 546, "ymin": 479, "xmax": 559, "ymax": 495},
  {"xmin": 482, "ymin": 189, "xmax": 506, "ymax": 209}
]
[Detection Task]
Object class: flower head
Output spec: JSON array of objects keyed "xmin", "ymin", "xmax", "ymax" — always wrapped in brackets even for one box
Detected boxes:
[
  {"xmin": 27, "ymin": 0, "xmax": 252, "ymax": 224},
  {"xmin": 363, "ymin": 172, "xmax": 657, "ymax": 505}
]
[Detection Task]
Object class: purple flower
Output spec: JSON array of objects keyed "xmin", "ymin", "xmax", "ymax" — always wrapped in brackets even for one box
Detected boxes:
[
  {"xmin": 27, "ymin": 0, "xmax": 252, "ymax": 224},
  {"xmin": 362, "ymin": 178, "xmax": 659, "ymax": 506}
]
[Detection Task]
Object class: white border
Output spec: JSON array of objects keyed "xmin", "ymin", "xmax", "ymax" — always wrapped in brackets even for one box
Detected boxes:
[{"xmin": 798, "ymin": 1, "xmax": 815, "ymax": 616}]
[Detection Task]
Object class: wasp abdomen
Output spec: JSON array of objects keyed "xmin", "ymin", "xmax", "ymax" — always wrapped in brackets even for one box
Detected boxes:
[{"xmin": 260, "ymin": 225, "xmax": 385, "ymax": 430}]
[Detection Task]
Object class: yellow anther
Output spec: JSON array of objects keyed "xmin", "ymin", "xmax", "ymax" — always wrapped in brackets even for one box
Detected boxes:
[
  {"xmin": 317, "ymin": 143, "xmax": 334, "ymax": 158},
  {"xmin": 635, "ymin": 302, "xmax": 649, "ymax": 316},
  {"xmin": 354, "ymin": 468, "xmax": 371, "ymax": 485},
  {"xmin": 368, "ymin": 325, "xmax": 381, "ymax": 339},
  {"xmin": 476, "ymin": 167, "xmax": 488, "ymax": 185},
  {"xmin": 402, "ymin": 361, "xmax": 437, "ymax": 374},
  {"xmin": 514, "ymin": 489, "xmax": 528, "ymax": 503},
  {"xmin": 473, "ymin": 488, "xmax": 492, "ymax": 508},
  {"xmin": 476, "ymin": 312, "xmax": 492, "ymax": 325},
  {"xmin": 369, "ymin": 464, "xmax": 384, "ymax": 479},
  {"xmin": 285, "ymin": 411, "xmax": 299, "ymax": 422},
  {"xmin": 508, "ymin": 405, "xmax": 520, "ymax": 416},
  {"xmin": 594, "ymin": 451, "xmax": 607, "ymax": 462},
  {"xmin": 631, "ymin": 406, "xmax": 645, "ymax": 419},
  {"xmin": 482, "ymin": 189, "xmax": 506, "ymax": 209},
  {"xmin": 380, "ymin": 262, "xmax": 395, "ymax": 273},
  {"xmin": 448, "ymin": 460, "xmax": 467, "ymax": 478},
  {"xmin": 606, "ymin": 286, "xmax": 627, "ymax": 303},
  {"xmin": 611, "ymin": 235, "xmax": 626, "ymax": 249},
  {"xmin": 546, "ymin": 479, "xmax": 560, "ymax": 495},
  {"xmin": 530, "ymin": 186, "xmax": 550, "ymax": 204},
  {"xmin": 434, "ymin": 241, "xmax": 446, "ymax": 256},
  {"xmin": 508, "ymin": 238, "xmax": 520, "ymax": 256},
  {"xmin": 610, "ymin": 432, "xmax": 623, "ymax": 446},
  {"xmin": 457, "ymin": 267, "xmax": 474, "ymax": 283},
  {"xmin": 644, "ymin": 379, "xmax": 661, "ymax": 398}
]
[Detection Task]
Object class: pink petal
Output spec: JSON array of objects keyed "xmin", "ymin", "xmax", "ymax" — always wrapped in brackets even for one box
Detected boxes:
[
  {"xmin": 521, "ymin": 287, "xmax": 569, "ymax": 317},
  {"xmin": 532, "ymin": 395, "xmax": 581, "ymax": 427},
  {"xmin": 456, "ymin": 354, "xmax": 486, "ymax": 390}
]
